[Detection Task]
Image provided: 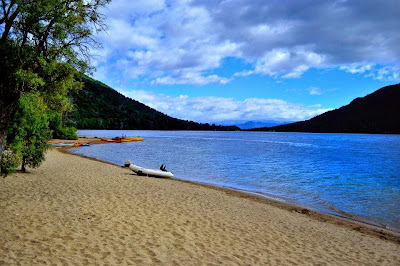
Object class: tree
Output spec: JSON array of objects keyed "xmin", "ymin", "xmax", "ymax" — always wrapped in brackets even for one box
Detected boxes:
[
  {"xmin": 0, "ymin": 0, "xmax": 110, "ymax": 174},
  {"xmin": 6, "ymin": 91, "xmax": 52, "ymax": 172},
  {"xmin": 48, "ymin": 110, "xmax": 78, "ymax": 139}
]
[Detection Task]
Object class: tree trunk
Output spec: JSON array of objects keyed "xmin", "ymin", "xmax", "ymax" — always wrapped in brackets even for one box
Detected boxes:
[
  {"xmin": 0, "ymin": 128, "xmax": 8, "ymax": 176},
  {"xmin": 0, "ymin": 92, "xmax": 19, "ymax": 176},
  {"xmin": 21, "ymin": 156, "xmax": 27, "ymax": 173}
]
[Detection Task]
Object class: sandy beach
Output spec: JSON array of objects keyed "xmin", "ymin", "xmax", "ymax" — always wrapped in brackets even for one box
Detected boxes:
[{"xmin": 0, "ymin": 145, "xmax": 399, "ymax": 265}]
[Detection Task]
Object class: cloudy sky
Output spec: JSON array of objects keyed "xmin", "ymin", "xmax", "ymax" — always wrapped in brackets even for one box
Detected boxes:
[{"xmin": 91, "ymin": 0, "xmax": 400, "ymax": 124}]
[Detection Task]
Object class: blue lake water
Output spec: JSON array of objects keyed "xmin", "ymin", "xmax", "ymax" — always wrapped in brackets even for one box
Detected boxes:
[{"xmin": 72, "ymin": 130, "xmax": 400, "ymax": 231}]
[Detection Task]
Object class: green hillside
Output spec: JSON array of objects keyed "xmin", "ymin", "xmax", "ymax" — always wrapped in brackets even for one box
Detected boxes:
[
  {"xmin": 68, "ymin": 77, "xmax": 399, "ymax": 134},
  {"xmin": 252, "ymin": 83, "xmax": 400, "ymax": 134},
  {"xmin": 69, "ymin": 76, "xmax": 239, "ymax": 131}
]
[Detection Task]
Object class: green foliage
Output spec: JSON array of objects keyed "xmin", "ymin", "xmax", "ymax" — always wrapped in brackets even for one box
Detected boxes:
[
  {"xmin": 7, "ymin": 92, "xmax": 52, "ymax": 172},
  {"xmin": 1, "ymin": 0, "xmax": 110, "ymax": 75},
  {"xmin": 48, "ymin": 111, "xmax": 64, "ymax": 138},
  {"xmin": 48, "ymin": 111, "xmax": 78, "ymax": 139},
  {"xmin": 53, "ymin": 126, "xmax": 78, "ymax": 140},
  {"xmin": 1, "ymin": 0, "xmax": 110, "ymax": 173},
  {"xmin": 71, "ymin": 76, "xmax": 240, "ymax": 131},
  {"xmin": 0, "ymin": 149, "xmax": 22, "ymax": 176},
  {"xmin": 61, "ymin": 126, "xmax": 78, "ymax": 140}
]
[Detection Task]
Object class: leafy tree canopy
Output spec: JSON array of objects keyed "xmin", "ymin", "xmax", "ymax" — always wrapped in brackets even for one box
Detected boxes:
[
  {"xmin": 1, "ymin": 0, "xmax": 109, "ymax": 94},
  {"xmin": 0, "ymin": 0, "xmax": 110, "ymax": 172},
  {"xmin": 4, "ymin": 91, "xmax": 52, "ymax": 174}
]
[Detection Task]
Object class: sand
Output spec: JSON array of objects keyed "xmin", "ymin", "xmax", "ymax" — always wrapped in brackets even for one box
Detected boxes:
[{"xmin": 0, "ymin": 147, "xmax": 399, "ymax": 265}]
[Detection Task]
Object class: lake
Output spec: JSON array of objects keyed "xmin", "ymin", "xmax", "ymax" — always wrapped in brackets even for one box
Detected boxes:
[{"xmin": 72, "ymin": 130, "xmax": 400, "ymax": 231}]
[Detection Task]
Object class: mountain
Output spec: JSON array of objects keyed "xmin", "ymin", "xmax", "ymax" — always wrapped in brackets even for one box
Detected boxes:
[
  {"xmin": 233, "ymin": 121, "xmax": 294, "ymax": 130},
  {"xmin": 251, "ymin": 83, "xmax": 400, "ymax": 134},
  {"xmin": 68, "ymin": 76, "xmax": 239, "ymax": 131}
]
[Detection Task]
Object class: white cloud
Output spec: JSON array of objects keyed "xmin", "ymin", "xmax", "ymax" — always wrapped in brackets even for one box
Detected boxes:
[
  {"xmin": 93, "ymin": 0, "xmax": 242, "ymax": 85},
  {"xmin": 339, "ymin": 63, "xmax": 400, "ymax": 81},
  {"xmin": 340, "ymin": 64, "xmax": 374, "ymax": 74},
  {"xmin": 118, "ymin": 89, "xmax": 330, "ymax": 123},
  {"xmin": 309, "ymin": 87, "xmax": 322, "ymax": 95},
  {"xmin": 370, "ymin": 66, "xmax": 400, "ymax": 81},
  {"xmin": 92, "ymin": 0, "xmax": 400, "ymax": 85},
  {"xmin": 150, "ymin": 72, "xmax": 232, "ymax": 86},
  {"xmin": 234, "ymin": 48, "xmax": 325, "ymax": 79}
]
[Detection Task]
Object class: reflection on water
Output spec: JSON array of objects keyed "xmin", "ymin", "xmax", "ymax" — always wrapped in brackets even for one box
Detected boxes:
[{"xmin": 73, "ymin": 130, "xmax": 400, "ymax": 230}]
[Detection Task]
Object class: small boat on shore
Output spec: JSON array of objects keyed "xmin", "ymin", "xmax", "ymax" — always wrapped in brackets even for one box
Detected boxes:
[
  {"xmin": 125, "ymin": 160, "xmax": 173, "ymax": 178},
  {"xmin": 47, "ymin": 141, "xmax": 91, "ymax": 147},
  {"xmin": 127, "ymin": 137, "xmax": 144, "ymax": 141},
  {"xmin": 47, "ymin": 143, "xmax": 75, "ymax": 147},
  {"xmin": 100, "ymin": 136, "xmax": 144, "ymax": 143}
]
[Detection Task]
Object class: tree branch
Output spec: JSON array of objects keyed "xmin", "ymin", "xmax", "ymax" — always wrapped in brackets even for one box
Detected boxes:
[
  {"xmin": 6, "ymin": 0, "xmax": 16, "ymax": 15},
  {"xmin": 1, "ymin": 0, "xmax": 7, "ymax": 16},
  {"xmin": 0, "ymin": 4, "xmax": 19, "ymax": 44},
  {"xmin": 1, "ymin": 0, "xmax": 9, "ymax": 25}
]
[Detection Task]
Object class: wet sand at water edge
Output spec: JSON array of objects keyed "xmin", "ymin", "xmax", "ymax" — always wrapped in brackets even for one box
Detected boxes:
[{"xmin": 0, "ymin": 144, "xmax": 399, "ymax": 264}]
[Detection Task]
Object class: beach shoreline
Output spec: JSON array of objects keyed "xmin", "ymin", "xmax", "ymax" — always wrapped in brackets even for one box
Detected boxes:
[
  {"xmin": 66, "ymin": 138, "xmax": 400, "ymax": 241},
  {"xmin": 1, "ymin": 140, "xmax": 399, "ymax": 264}
]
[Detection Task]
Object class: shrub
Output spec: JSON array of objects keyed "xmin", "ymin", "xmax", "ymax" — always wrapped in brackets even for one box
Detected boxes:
[
  {"xmin": 61, "ymin": 127, "xmax": 78, "ymax": 140},
  {"xmin": 1, "ymin": 150, "xmax": 22, "ymax": 176}
]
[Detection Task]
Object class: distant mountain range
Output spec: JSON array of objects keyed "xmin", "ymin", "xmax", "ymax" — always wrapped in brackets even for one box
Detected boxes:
[
  {"xmin": 68, "ymin": 76, "xmax": 239, "ymax": 131},
  {"xmin": 219, "ymin": 120, "xmax": 294, "ymax": 129},
  {"xmin": 251, "ymin": 83, "xmax": 400, "ymax": 134}
]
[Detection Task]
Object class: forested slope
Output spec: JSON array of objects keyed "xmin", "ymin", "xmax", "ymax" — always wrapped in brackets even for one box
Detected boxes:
[
  {"xmin": 70, "ymin": 77, "xmax": 239, "ymax": 131},
  {"xmin": 252, "ymin": 84, "xmax": 400, "ymax": 134}
]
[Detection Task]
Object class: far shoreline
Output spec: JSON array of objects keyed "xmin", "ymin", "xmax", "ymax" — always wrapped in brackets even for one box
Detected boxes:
[
  {"xmin": 62, "ymin": 137, "xmax": 400, "ymax": 244},
  {"xmin": 76, "ymin": 129, "xmax": 400, "ymax": 136}
]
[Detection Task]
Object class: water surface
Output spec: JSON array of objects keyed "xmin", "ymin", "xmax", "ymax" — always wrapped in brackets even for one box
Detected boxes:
[{"xmin": 72, "ymin": 130, "xmax": 400, "ymax": 230}]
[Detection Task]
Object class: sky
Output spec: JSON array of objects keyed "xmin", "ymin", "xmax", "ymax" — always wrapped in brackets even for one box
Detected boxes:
[{"xmin": 90, "ymin": 0, "xmax": 400, "ymax": 124}]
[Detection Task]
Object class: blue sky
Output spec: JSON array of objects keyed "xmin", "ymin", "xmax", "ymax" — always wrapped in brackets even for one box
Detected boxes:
[{"xmin": 90, "ymin": 0, "xmax": 400, "ymax": 124}]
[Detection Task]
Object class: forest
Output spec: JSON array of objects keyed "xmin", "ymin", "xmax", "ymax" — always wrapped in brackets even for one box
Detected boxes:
[
  {"xmin": 69, "ymin": 76, "xmax": 240, "ymax": 131},
  {"xmin": 251, "ymin": 83, "xmax": 400, "ymax": 134}
]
